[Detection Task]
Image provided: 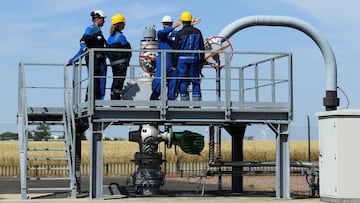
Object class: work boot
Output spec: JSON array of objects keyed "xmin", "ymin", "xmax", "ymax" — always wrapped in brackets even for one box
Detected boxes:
[
  {"xmin": 180, "ymin": 94, "xmax": 190, "ymax": 101},
  {"xmin": 111, "ymin": 92, "xmax": 121, "ymax": 100},
  {"xmin": 177, "ymin": 94, "xmax": 190, "ymax": 108},
  {"xmin": 111, "ymin": 92, "xmax": 126, "ymax": 107},
  {"xmin": 192, "ymin": 94, "xmax": 201, "ymax": 108},
  {"xmin": 192, "ymin": 94, "xmax": 202, "ymax": 101}
]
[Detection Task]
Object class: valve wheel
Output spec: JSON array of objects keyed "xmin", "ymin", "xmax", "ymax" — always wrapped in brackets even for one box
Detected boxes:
[
  {"xmin": 139, "ymin": 43, "xmax": 158, "ymax": 75},
  {"xmin": 204, "ymin": 36, "xmax": 233, "ymax": 69}
]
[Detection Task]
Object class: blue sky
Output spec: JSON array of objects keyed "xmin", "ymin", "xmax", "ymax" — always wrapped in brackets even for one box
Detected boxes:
[{"xmin": 2, "ymin": 0, "xmax": 359, "ymax": 140}]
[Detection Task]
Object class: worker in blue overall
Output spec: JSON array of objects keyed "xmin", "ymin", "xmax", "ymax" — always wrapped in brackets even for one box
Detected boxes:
[
  {"xmin": 66, "ymin": 10, "xmax": 107, "ymax": 100},
  {"xmin": 150, "ymin": 15, "xmax": 181, "ymax": 101},
  {"xmin": 172, "ymin": 11, "xmax": 205, "ymax": 101},
  {"xmin": 107, "ymin": 13, "xmax": 132, "ymax": 100}
]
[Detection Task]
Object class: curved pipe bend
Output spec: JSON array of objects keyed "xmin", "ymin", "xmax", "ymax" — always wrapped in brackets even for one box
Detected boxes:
[{"xmin": 218, "ymin": 15, "xmax": 338, "ymax": 110}]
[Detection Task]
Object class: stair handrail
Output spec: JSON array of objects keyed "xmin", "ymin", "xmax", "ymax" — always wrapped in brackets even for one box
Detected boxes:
[{"xmin": 63, "ymin": 64, "xmax": 77, "ymax": 196}]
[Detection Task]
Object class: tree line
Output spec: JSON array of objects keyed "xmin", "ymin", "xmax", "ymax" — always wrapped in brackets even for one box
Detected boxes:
[{"xmin": 0, "ymin": 124, "xmax": 87, "ymax": 141}]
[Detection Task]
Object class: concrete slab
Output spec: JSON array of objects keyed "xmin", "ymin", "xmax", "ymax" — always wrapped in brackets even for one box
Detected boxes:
[{"xmin": 0, "ymin": 177, "xmax": 321, "ymax": 202}]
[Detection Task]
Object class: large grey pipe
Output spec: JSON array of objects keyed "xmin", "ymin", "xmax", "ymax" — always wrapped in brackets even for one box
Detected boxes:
[{"xmin": 218, "ymin": 15, "xmax": 339, "ymax": 110}]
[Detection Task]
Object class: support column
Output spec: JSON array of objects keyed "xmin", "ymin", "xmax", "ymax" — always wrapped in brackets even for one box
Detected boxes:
[
  {"xmin": 215, "ymin": 126, "xmax": 222, "ymax": 191},
  {"xmin": 75, "ymin": 135, "xmax": 82, "ymax": 192},
  {"xmin": 225, "ymin": 124, "xmax": 246, "ymax": 193},
  {"xmin": 18, "ymin": 115, "xmax": 27, "ymax": 200},
  {"xmin": 75, "ymin": 117, "xmax": 88, "ymax": 193},
  {"xmin": 269, "ymin": 123, "xmax": 290, "ymax": 199},
  {"xmin": 90, "ymin": 122, "xmax": 103, "ymax": 199}
]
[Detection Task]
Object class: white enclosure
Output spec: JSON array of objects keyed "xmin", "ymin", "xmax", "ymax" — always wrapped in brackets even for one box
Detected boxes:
[{"xmin": 318, "ymin": 109, "xmax": 360, "ymax": 202}]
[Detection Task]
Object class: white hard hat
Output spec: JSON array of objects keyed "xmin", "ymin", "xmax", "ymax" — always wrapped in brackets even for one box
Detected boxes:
[
  {"xmin": 161, "ymin": 15, "xmax": 173, "ymax": 23},
  {"xmin": 92, "ymin": 10, "xmax": 107, "ymax": 18}
]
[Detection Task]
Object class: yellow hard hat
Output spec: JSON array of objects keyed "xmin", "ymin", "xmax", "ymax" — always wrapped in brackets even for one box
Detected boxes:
[
  {"xmin": 180, "ymin": 11, "xmax": 192, "ymax": 22},
  {"xmin": 112, "ymin": 13, "xmax": 125, "ymax": 25}
]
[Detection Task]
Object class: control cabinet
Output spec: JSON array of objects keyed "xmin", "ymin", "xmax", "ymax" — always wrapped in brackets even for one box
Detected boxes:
[{"xmin": 318, "ymin": 110, "xmax": 360, "ymax": 202}]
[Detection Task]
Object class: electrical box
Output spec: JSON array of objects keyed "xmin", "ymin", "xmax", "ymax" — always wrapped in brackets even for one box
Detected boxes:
[{"xmin": 318, "ymin": 109, "xmax": 360, "ymax": 202}]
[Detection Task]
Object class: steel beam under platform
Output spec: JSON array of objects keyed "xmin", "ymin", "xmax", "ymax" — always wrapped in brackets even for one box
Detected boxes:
[
  {"xmin": 83, "ymin": 106, "xmax": 291, "ymax": 199},
  {"xmin": 69, "ymin": 49, "xmax": 293, "ymax": 199},
  {"xmin": 87, "ymin": 102, "xmax": 290, "ymax": 126}
]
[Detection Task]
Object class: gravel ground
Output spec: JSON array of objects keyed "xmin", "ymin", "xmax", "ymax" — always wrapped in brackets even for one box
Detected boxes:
[
  {"xmin": 166, "ymin": 174, "xmax": 315, "ymax": 196},
  {"xmin": 0, "ymin": 175, "xmax": 318, "ymax": 202}
]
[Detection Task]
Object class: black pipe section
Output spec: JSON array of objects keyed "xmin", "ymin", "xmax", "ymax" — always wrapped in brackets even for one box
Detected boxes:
[
  {"xmin": 323, "ymin": 90, "xmax": 339, "ymax": 111},
  {"xmin": 225, "ymin": 124, "xmax": 246, "ymax": 193}
]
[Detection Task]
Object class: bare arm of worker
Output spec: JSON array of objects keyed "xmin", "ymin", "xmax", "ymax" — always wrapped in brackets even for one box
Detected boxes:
[
  {"xmin": 192, "ymin": 18, "xmax": 201, "ymax": 25},
  {"xmin": 173, "ymin": 20, "xmax": 182, "ymax": 29}
]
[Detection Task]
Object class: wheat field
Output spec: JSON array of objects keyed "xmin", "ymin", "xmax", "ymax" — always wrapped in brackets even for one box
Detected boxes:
[{"xmin": 0, "ymin": 140, "xmax": 318, "ymax": 167}]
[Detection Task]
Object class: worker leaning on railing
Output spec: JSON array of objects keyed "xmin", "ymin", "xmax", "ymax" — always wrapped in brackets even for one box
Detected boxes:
[{"xmin": 65, "ymin": 9, "xmax": 107, "ymax": 100}]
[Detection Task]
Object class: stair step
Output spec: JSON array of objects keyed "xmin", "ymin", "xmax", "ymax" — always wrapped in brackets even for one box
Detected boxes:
[
  {"xmin": 28, "ymin": 121, "xmax": 65, "ymax": 125},
  {"xmin": 30, "ymin": 130, "xmax": 65, "ymax": 133},
  {"xmin": 28, "ymin": 148, "xmax": 66, "ymax": 151},
  {"xmin": 28, "ymin": 167, "xmax": 69, "ymax": 171},
  {"xmin": 28, "ymin": 187, "xmax": 72, "ymax": 191},
  {"xmin": 28, "ymin": 139, "xmax": 67, "ymax": 142},
  {"xmin": 27, "ymin": 177, "xmax": 70, "ymax": 181},
  {"xmin": 27, "ymin": 107, "xmax": 64, "ymax": 114},
  {"xmin": 27, "ymin": 157, "xmax": 68, "ymax": 161}
]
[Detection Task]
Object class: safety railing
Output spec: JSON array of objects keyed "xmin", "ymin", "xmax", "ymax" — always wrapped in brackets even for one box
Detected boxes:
[{"xmin": 68, "ymin": 47, "xmax": 293, "ymax": 123}]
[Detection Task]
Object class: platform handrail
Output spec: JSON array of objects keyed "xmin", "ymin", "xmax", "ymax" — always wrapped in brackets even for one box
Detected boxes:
[{"xmin": 67, "ymin": 48, "xmax": 293, "ymax": 124}]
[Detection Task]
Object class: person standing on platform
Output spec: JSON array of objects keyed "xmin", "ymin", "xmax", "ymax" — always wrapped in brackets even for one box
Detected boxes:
[
  {"xmin": 66, "ymin": 10, "xmax": 108, "ymax": 100},
  {"xmin": 150, "ymin": 15, "xmax": 181, "ymax": 100},
  {"xmin": 107, "ymin": 13, "xmax": 132, "ymax": 100},
  {"xmin": 172, "ymin": 11, "xmax": 205, "ymax": 101},
  {"xmin": 151, "ymin": 15, "xmax": 201, "ymax": 101}
]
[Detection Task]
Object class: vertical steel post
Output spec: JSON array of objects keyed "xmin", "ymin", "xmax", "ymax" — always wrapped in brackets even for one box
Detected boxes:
[
  {"xmin": 18, "ymin": 61, "xmax": 28, "ymax": 199},
  {"xmin": 274, "ymin": 124, "xmax": 290, "ymax": 199},
  {"xmin": 160, "ymin": 50, "xmax": 167, "ymax": 117},
  {"xmin": 225, "ymin": 124, "xmax": 246, "ymax": 193},
  {"xmin": 216, "ymin": 126, "xmax": 222, "ymax": 191},
  {"xmin": 307, "ymin": 115, "xmax": 311, "ymax": 162},
  {"xmin": 89, "ymin": 122, "xmax": 103, "ymax": 199},
  {"xmin": 215, "ymin": 67, "xmax": 223, "ymax": 191},
  {"xmin": 208, "ymin": 125, "xmax": 215, "ymax": 165},
  {"xmin": 88, "ymin": 50, "xmax": 95, "ymax": 113}
]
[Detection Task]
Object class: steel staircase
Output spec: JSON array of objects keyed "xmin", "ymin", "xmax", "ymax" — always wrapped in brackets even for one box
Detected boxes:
[
  {"xmin": 17, "ymin": 62, "xmax": 77, "ymax": 199},
  {"xmin": 25, "ymin": 108, "xmax": 76, "ymax": 197}
]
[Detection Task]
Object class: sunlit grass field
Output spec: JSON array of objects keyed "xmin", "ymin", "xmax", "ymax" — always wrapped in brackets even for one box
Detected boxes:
[{"xmin": 0, "ymin": 140, "xmax": 318, "ymax": 167}]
